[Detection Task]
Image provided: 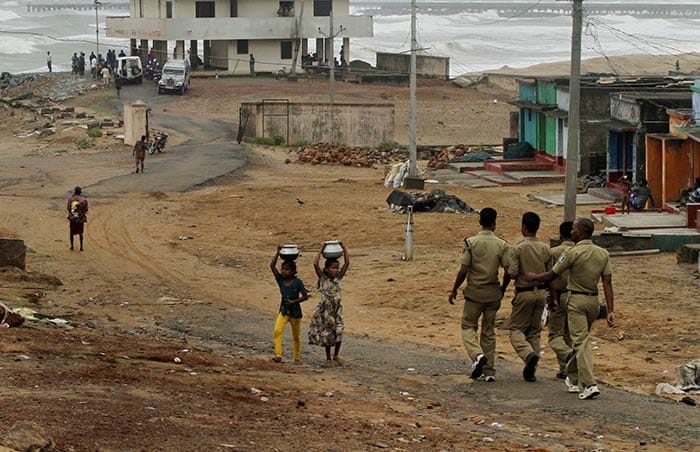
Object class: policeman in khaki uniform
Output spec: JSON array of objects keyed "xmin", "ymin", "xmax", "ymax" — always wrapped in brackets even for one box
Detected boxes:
[
  {"xmin": 505, "ymin": 212, "xmax": 551, "ymax": 382},
  {"xmin": 449, "ymin": 208, "xmax": 509, "ymax": 382},
  {"xmin": 529, "ymin": 218, "xmax": 615, "ymax": 400},
  {"xmin": 548, "ymin": 221, "xmax": 575, "ymax": 379}
]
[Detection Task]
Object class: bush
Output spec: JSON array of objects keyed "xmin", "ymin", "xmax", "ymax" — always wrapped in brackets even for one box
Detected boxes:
[
  {"xmin": 378, "ymin": 140, "xmax": 406, "ymax": 151},
  {"xmin": 293, "ymin": 140, "xmax": 311, "ymax": 147},
  {"xmin": 87, "ymin": 127, "xmax": 102, "ymax": 138},
  {"xmin": 75, "ymin": 137, "xmax": 95, "ymax": 149},
  {"xmin": 252, "ymin": 136, "xmax": 278, "ymax": 146},
  {"xmin": 273, "ymin": 135, "xmax": 285, "ymax": 145}
]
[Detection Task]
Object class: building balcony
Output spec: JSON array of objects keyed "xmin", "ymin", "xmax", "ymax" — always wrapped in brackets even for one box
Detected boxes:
[{"xmin": 106, "ymin": 15, "xmax": 373, "ymax": 41}]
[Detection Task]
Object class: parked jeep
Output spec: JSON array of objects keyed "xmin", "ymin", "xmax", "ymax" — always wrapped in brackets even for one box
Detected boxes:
[{"xmin": 158, "ymin": 59, "xmax": 190, "ymax": 95}]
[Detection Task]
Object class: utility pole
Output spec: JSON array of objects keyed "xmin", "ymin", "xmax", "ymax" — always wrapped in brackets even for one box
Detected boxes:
[
  {"xmin": 564, "ymin": 0, "xmax": 583, "ymax": 222},
  {"xmin": 408, "ymin": 0, "xmax": 417, "ymax": 177},
  {"xmin": 94, "ymin": 0, "xmax": 102, "ymax": 56},
  {"xmin": 329, "ymin": 1, "xmax": 335, "ymax": 104}
]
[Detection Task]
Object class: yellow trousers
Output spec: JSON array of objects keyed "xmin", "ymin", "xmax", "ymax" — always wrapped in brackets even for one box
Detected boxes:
[{"xmin": 273, "ymin": 313, "xmax": 301, "ymax": 361}]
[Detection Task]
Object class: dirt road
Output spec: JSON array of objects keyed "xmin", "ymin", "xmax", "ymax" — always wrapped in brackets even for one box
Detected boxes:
[{"xmin": 0, "ymin": 75, "xmax": 698, "ymax": 451}]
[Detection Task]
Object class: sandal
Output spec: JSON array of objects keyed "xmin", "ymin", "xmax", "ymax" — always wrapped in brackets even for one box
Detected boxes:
[{"xmin": 333, "ymin": 357, "xmax": 343, "ymax": 366}]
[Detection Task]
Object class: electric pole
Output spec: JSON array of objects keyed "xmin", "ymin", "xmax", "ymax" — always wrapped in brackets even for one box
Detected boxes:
[
  {"xmin": 564, "ymin": 0, "xmax": 583, "ymax": 222},
  {"xmin": 408, "ymin": 0, "xmax": 417, "ymax": 177},
  {"xmin": 329, "ymin": 0, "xmax": 335, "ymax": 104},
  {"xmin": 95, "ymin": 0, "xmax": 102, "ymax": 56}
]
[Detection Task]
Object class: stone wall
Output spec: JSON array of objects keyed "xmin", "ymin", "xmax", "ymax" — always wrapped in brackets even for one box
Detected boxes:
[{"xmin": 239, "ymin": 101, "xmax": 394, "ymax": 146}]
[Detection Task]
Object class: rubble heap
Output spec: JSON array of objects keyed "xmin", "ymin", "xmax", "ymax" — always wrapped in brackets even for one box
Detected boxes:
[
  {"xmin": 290, "ymin": 143, "xmax": 406, "ymax": 167},
  {"xmin": 386, "ymin": 188, "xmax": 475, "ymax": 215},
  {"xmin": 427, "ymin": 144, "xmax": 494, "ymax": 169}
]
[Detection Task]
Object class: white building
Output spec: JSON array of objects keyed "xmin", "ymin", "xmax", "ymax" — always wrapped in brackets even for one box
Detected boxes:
[{"xmin": 106, "ymin": 0, "xmax": 373, "ymax": 74}]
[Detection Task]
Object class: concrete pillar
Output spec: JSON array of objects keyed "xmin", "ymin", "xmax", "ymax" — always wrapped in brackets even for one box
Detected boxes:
[
  {"xmin": 190, "ymin": 40, "xmax": 198, "ymax": 56},
  {"xmin": 139, "ymin": 39, "xmax": 149, "ymax": 65},
  {"xmin": 301, "ymin": 38, "xmax": 308, "ymax": 56},
  {"xmin": 153, "ymin": 40, "xmax": 167, "ymax": 65},
  {"xmin": 316, "ymin": 38, "xmax": 324, "ymax": 62},
  {"xmin": 342, "ymin": 37, "xmax": 349, "ymax": 64},
  {"xmin": 203, "ymin": 40, "xmax": 211, "ymax": 69},
  {"xmin": 130, "ymin": 38, "xmax": 138, "ymax": 56},
  {"xmin": 175, "ymin": 40, "xmax": 185, "ymax": 59},
  {"xmin": 325, "ymin": 37, "xmax": 332, "ymax": 64},
  {"xmin": 124, "ymin": 100, "xmax": 148, "ymax": 147}
]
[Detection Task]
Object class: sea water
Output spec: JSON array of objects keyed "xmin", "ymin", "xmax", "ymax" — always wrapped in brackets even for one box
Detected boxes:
[{"xmin": 1, "ymin": 1, "xmax": 700, "ymax": 76}]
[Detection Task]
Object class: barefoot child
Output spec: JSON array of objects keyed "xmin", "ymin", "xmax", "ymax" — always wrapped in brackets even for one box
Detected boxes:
[
  {"xmin": 270, "ymin": 247, "xmax": 309, "ymax": 363},
  {"xmin": 308, "ymin": 242, "xmax": 350, "ymax": 366}
]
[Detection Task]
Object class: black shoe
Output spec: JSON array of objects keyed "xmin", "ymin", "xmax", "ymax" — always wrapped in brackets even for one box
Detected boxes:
[
  {"xmin": 523, "ymin": 352, "xmax": 539, "ymax": 382},
  {"xmin": 556, "ymin": 372, "xmax": 567, "ymax": 380},
  {"xmin": 469, "ymin": 354, "xmax": 487, "ymax": 379}
]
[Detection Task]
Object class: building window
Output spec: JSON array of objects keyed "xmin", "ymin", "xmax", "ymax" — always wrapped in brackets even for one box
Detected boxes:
[
  {"xmin": 166, "ymin": 0, "xmax": 172, "ymax": 18},
  {"xmin": 281, "ymin": 41, "xmax": 293, "ymax": 59},
  {"xmin": 230, "ymin": 0, "xmax": 237, "ymax": 17},
  {"xmin": 237, "ymin": 40, "xmax": 248, "ymax": 55},
  {"xmin": 195, "ymin": 1, "xmax": 215, "ymax": 18},
  {"xmin": 314, "ymin": 0, "xmax": 331, "ymax": 16},
  {"xmin": 278, "ymin": 0, "xmax": 294, "ymax": 16}
]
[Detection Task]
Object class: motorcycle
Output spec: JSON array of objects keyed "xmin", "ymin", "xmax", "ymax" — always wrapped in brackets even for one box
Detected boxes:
[
  {"xmin": 144, "ymin": 59, "xmax": 161, "ymax": 81},
  {"xmin": 147, "ymin": 132, "xmax": 168, "ymax": 155}
]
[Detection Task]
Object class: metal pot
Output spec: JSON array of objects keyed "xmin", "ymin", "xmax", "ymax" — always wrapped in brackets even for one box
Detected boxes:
[
  {"xmin": 322, "ymin": 240, "xmax": 343, "ymax": 259},
  {"xmin": 279, "ymin": 244, "xmax": 299, "ymax": 261}
]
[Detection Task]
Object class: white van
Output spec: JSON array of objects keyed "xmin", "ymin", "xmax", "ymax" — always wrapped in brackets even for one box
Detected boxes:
[
  {"xmin": 116, "ymin": 56, "xmax": 143, "ymax": 84},
  {"xmin": 158, "ymin": 59, "xmax": 191, "ymax": 95}
]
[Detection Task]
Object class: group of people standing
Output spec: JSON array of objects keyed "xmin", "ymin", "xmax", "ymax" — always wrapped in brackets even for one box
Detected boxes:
[
  {"xmin": 270, "ymin": 243, "xmax": 350, "ymax": 366},
  {"xmin": 450, "ymin": 208, "xmax": 615, "ymax": 400},
  {"xmin": 48, "ymin": 49, "xmax": 126, "ymax": 86}
]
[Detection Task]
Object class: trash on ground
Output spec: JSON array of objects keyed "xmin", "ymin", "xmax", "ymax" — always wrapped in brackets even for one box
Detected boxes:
[
  {"xmin": 384, "ymin": 160, "xmax": 424, "ymax": 188},
  {"xmin": 386, "ymin": 189, "xmax": 474, "ymax": 214},
  {"xmin": 655, "ymin": 359, "xmax": 700, "ymax": 395},
  {"xmin": 427, "ymin": 144, "xmax": 496, "ymax": 169}
]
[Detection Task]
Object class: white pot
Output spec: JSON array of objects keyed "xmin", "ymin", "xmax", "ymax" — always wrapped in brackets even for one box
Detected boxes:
[
  {"xmin": 280, "ymin": 244, "xmax": 299, "ymax": 261},
  {"xmin": 322, "ymin": 240, "xmax": 343, "ymax": 259}
]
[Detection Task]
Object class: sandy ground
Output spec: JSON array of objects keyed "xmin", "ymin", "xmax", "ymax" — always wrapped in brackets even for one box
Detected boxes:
[{"xmin": 0, "ymin": 61, "xmax": 699, "ymax": 450}]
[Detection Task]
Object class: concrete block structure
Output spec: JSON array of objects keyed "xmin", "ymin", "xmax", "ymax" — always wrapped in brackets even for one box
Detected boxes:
[
  {"xmin": 123, "ymin": 100, "xmax": 148, "ymax": 146},
  {"xmin": 106, "ymin": 0, "xmax": 373, "ymax": 74},
  {"xmin": 376, "ymin": 52, "xmax": 449, "ymax": 80},
  {"xmin": 239, "ymin": 100, "xmax": 394, "ymax": 146}
]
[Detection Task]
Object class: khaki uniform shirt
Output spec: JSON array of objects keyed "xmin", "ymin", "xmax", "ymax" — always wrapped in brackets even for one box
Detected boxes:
[
  {"xmin": 549, "ymin": 240, "xmax": 574, "ymax": 292},
  {"xmin": 508, "ymin": 237, "xmax": 551, "ymax": 287},
  {"xmin": 552, "ymin": 239, "xmax": 612, "ymax": 293},
  {"xmin": 460, "ymin": 230, "xmax": 509, "ymax": 303}
]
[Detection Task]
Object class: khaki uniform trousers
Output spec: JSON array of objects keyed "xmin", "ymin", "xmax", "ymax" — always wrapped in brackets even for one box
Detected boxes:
[
  {"xmin": 566, "ymin": 294, "xmax": 599, "ymax": 388},
  {"xmin": 548, "ymin": 295, "xmax": 573, "ymax": 373},
  {"xmin": 508, "ymin": 289, "xmax": 547, "ymax": 361},
  {"xmin": 461, "ymin": 297, "xmax": 501, "ymax": 377}
]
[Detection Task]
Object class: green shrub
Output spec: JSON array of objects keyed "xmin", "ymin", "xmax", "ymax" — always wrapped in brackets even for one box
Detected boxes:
[
  {"xmin": 293, "ymin": 140, "xmax": 311, "ymax": 147},
  {"xmin": 252, "ymin": 136, "xmax": 278, "ymax": 146},
  {"xmin": 273, "ymin": 135, "xmax": 285, "ymax": 145},
  {"xmin": 75, "ymin": 137, "xmax": 95, "ymax": 149},
  {"xmin": 87, "ymin": 127, "xmax": 103, "ymax": 138},
  {"xmin": 378, "ymin": 140, "xmax": 406, "ymax": 151}
]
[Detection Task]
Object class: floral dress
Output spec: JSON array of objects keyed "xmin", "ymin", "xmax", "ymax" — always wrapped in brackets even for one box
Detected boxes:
[{"xmin": 308, "ymin": 275, "xmax": 344, "ymax": 346}]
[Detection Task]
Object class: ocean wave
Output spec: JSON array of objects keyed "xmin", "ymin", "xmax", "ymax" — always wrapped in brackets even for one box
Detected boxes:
[
  {"xmin": 0, "ymin": 35, "xmax": 39, "ymax": 54},
  {"xmin": 0, "ymin": 8, "xmax": 20, "ymax": 21}
]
